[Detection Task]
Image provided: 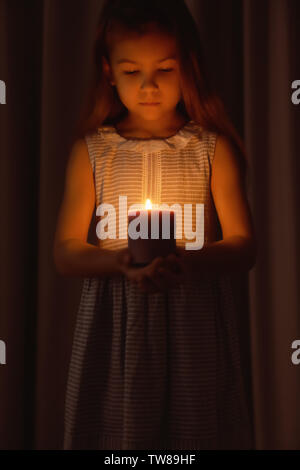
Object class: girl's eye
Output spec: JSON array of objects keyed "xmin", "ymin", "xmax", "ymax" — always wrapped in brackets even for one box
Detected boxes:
[{"xmin": 123, "ymin": 69, "xmax": 174, "ymax": 75}]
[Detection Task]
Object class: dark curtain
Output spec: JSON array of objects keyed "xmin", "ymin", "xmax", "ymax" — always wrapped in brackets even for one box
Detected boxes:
[{"xmin": 0, "ymin": 0, "xmax": 299, "ymax": 450}]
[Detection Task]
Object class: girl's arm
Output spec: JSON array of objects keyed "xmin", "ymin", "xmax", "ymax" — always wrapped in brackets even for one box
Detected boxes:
[
  {"xmin": 178, "ymin": 135, "xmax": 257, "ymax": 280},
  {"xmin": 53, "ymin": 139, "xmax": 121, "ymax": 279},
  {"xmin": 54, "ymin": 239, "xmax": 121, "ymax": 278},
  {"xmin": 178, "ymin": 235, "xmax": 256, "ymax": 281}
]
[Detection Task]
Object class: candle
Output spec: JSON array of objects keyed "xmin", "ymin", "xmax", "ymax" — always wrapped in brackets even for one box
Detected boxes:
[{"xmin": 128, "ymin": 199, "xmax": 176, "ymax": 266}]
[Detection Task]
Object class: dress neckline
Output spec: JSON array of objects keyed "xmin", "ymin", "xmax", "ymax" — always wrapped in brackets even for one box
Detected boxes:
[
  {"xmin": 97, "ymin": 119, "xmax": 202, "ymax": 153},
  {"xmin": 113, "ymin": 119, "xmax": 191, "ymax": 141}
]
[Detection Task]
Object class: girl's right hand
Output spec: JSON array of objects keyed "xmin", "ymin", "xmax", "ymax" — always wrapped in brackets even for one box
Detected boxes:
[{"xmin": 116, "ymin": 248, "xmax": 184, "ymax": 294}]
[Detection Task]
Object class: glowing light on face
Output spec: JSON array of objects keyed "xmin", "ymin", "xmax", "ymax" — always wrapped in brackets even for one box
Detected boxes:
[{"xmin": 104, "ymin": 30, "xmax": 183, "ymax": 125}]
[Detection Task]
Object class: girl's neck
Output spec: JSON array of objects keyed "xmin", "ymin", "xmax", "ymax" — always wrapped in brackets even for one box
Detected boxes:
[{"xmin": 115, "ymin": 112, "xmax": 189, "ymax": 139}]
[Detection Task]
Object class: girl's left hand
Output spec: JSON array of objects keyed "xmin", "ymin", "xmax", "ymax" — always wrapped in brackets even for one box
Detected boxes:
[{"xmin": 137, "ymin": 248, "xmax": 187, "ymax": 293}]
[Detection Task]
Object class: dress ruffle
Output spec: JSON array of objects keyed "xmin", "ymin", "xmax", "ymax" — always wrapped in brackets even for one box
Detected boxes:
[{"xmin": 97, "ymin": 120, "xmax": 203, "ymax": 153}]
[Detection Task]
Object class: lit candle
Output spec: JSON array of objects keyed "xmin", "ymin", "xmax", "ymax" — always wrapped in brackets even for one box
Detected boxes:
[{"xmin": 128, "ymin": 199, "xmax": 176, "ymax": 267}]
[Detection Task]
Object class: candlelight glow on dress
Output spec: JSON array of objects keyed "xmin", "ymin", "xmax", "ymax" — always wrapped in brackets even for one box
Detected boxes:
[{"xmin": 63, "ymin": 120, "xmax": 253, "ymax": 450}]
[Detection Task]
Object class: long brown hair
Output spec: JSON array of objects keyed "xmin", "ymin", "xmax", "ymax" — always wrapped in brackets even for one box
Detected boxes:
[{"xmin": 73, "ymin": 0, "xmax": 248, "ymax": 181}]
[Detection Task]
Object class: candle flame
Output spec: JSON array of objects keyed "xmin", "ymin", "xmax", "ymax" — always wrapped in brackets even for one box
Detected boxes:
[{"xmin": 145, "ymin": 199, "xmax": 152, "ymax": 210}]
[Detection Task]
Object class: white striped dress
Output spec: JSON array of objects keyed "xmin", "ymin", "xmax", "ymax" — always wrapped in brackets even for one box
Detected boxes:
[{"xmin": 63, "ymin": 120, "xmax": 253, "ymax": 450}]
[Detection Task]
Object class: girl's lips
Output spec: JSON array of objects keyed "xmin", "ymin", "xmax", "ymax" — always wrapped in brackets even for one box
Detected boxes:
[{"xmin": 140, "ymin": 103, "xmax": 160, "ymax": 106}]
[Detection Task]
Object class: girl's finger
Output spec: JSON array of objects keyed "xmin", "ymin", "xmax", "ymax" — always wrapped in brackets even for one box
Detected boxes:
[
  {"xmin": 142, "ymin": 258, "xmax": 176, "ymax": 289},
  {"xmin": 149, "ymin": 256, "xmax": 165, "ymax": 271},
  {"xmin": 133, "ymin": 257, "xmax": 183, "ymax": 291}
]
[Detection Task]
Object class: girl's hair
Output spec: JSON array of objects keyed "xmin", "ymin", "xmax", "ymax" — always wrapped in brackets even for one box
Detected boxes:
[{"xmin": 73, "ymin": 0, "xmax": 248, "ymax": 182}]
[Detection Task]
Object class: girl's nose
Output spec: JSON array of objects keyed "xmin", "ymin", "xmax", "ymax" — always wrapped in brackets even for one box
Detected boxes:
[{"xmin": 140, "ymin": 75, "xmax": 159, "ymax": 90}]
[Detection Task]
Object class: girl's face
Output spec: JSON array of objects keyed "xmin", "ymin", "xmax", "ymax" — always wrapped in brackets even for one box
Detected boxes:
[{"xmin": 103, "ymin": 28, "xmax": 183, "ymax": 126}]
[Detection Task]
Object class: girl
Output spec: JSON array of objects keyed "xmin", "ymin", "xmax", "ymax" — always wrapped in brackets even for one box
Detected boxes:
[{"xmin": 54, "ymin": 0, "xmax": 257, "ymax": 450}]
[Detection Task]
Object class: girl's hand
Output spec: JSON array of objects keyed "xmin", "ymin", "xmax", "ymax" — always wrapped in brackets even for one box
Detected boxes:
[
  {"xmin": 116, "ymin": 247, "xmax": 186, "ymax": 293},
  {"xmin": 143, "ymin": 252, "xmax": 186, "ymax": 292},
  {"xmin": 116, "ymin": 248, "xmax": 160, "ymax": 293}
]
